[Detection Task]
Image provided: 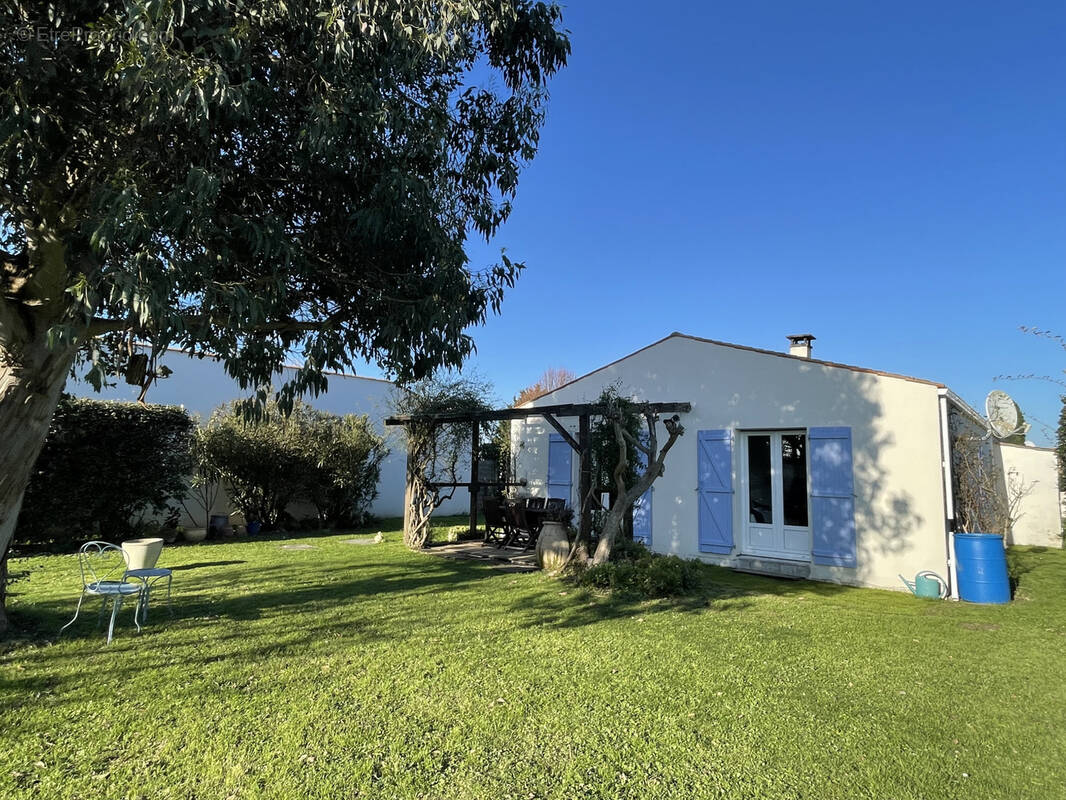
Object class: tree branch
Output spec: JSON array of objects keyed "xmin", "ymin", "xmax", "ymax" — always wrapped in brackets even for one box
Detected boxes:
[{"xmin": 86, "ymin": 312, "xmax": 340, "ymax": 339}]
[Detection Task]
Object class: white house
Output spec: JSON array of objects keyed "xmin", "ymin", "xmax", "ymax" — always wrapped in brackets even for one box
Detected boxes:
[
  {"xmin": 70, "ymin": 349, "xmax": 470, "ymax": 521},
  {"xmin": 511, "ymin": 332, "xmax": 1062, "ymax": 592}
]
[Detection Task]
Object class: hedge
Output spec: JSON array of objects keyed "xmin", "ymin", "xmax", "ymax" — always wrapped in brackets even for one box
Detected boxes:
[{"xmin": 15, "ymin": 397, "xmax": 195, "ymax": 550}]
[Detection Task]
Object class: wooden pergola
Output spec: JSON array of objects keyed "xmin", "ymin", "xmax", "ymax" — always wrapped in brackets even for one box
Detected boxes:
[{"xmin": 385, "ymin": 401, "xmax": 692, "ymax": 542}]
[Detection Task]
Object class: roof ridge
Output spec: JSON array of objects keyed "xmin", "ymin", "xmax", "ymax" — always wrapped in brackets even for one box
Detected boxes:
[
  {"xmin": 529, "ymin": 332, "xmax": 944, "ymax": 402},
  {"xmin": 667, "ymin": 332, "xmax": 944, "ymax": 387}
]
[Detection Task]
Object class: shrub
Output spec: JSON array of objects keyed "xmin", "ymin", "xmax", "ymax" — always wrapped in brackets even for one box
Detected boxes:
[
  {"xmin": 199, "ymin": 400, "xmax": 304, "ymax": 529},
  {"xmin": 15, "ymin": 397, "xmax": 195, "ymax": 550},
  {"xmin": 179, "ymin": 426, "xmax": 222, "ymax": 529},
  {"xmin": 578, "ymin": 540, "xmax": 705, "ymax": 598},
  {"xmin": 297, "ymin": 408, "xmax": 388, "ymax": 528},
  {"xmin": 200, "ymin": 399, "xmax": 388, "ymax": 530}
]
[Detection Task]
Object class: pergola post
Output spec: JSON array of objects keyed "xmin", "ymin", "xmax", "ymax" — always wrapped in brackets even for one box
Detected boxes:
[
  {"xmin": 402, "ymin": 450, "xmax": 415, "ymax": 544},
  {"xmin": 468, "ymin": 422, "xmax": 480, "ymax": 538},
  {"xmin": 578, "ymin": 413, "xmax": 591, "ymax": 545}
]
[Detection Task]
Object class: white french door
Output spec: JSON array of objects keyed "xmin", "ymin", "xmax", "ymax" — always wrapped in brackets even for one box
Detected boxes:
[{"xmin": 741, "ymin": 431, "xmax": 811, "ymax": 561}]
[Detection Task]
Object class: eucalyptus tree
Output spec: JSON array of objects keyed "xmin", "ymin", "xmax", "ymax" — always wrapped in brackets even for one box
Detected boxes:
[{"xmin": 0, "ymin": 1, "xmax": 569, "ymax": 630}]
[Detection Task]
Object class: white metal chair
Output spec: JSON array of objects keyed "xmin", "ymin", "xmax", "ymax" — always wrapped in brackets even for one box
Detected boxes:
[{"xmin": 59, "ymin": 542, "xmax": 143, "ymax": 644}]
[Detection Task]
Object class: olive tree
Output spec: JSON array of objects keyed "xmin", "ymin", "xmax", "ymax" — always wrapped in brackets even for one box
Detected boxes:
[
  {"xmin": 0, "ymin": 1, "xmax": 569, "ymax": 631},
  {"xmin": 580, "ymin": 389, "xmax": 685, "ymax": 565}
]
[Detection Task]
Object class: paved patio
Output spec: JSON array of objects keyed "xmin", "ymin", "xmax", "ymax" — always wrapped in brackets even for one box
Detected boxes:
[{"xmin": 427, "ymin": 541, "xmax": 539, "ymax": 572}]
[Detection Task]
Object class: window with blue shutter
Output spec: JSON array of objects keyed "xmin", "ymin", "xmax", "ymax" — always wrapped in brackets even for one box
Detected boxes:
[
  {"xmin": 547, "ymin": 433, "xmax": 573, "ymax": 504},
  {"xmin": 633, "ymin": 433, "xmax": 652, "ymax": 546},
  {"xmin": 809, "ymin": 427, "xmax": 857, "ymax": 567},
  {"xmin": 698, "ymin": 429, "xmax": 734, "ymax": 554}
]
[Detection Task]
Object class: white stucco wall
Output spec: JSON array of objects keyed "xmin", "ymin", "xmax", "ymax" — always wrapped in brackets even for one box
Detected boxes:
[
  {"xmin": 998, "ymin": 443, "xmax": 1063, "ymax": 548},
  {"xmin": 69, "ymin": 350, "xmax": 470, "ymax": 521},
  {"xmin": 512, "ymin": 334, "xmax": 952, "ymax": 591}
]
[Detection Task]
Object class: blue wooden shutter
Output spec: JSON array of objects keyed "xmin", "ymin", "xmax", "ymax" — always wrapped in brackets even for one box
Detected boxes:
[
  {"xmin": 547, "ymin": 433, "xmax": 573, "ymax": 504},
  {"xmin": 698, "ymin": 429, "xmax": 734, "ymax": 554},
  {"xmin": 633, "ymin": 490, "xmax": 652, "ymax": 546},
  {"xmin": 809, "ymin": 427, "xmax": 857, "ymax": 567},
  {"xmin": 633, "ymin": 434, "xmax": 652, "ymax": 546}
]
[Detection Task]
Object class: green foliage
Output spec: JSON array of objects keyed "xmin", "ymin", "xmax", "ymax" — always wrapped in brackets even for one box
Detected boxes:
[
  {"xmin": 298, "ymin": 409, "xmax": 389, "ymax": 528},
  {"xmin": 200, "ymin": 399, "xmax": 387, "ymax": 529},
  {"xmin": 15, "ymin": 397, "xmax": 194, "ymax": 549},
  {"xmin": 1057, "ymin": 396, "xmax": 1066, "ymax": 492},
  {"xmin": 1, "ymin": 1, "xmax": 569, "ymax": 403},
  {"xmin": 590, "ymin": 385, "xmax": 642, "ymax": 494},
  {"xmin": 393, "ymin": 374, "xmax": 495, "ymax": 547},
  {"xmin": 578, "ymin": 539, "xmax": 704, "ymax": 597},
  {"xmin": 393, "ymin": 372, "xmax": 495, "ymax": 488},
  {"xmin": 482, "ymin": 419, "xmax": 513, "ymax": 490},
  {"xmin": 199, "ymin": 401, "xmax": 305, "ymax": 529},
  {"xmin": 179, "ymin": 426, "xmax": 222, "ymax": 528}
]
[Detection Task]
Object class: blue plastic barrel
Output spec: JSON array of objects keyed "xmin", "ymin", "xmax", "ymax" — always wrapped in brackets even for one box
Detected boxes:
[{"xmin": 954, "ymin": 533, "xmax": 1010, "ymax": 604}]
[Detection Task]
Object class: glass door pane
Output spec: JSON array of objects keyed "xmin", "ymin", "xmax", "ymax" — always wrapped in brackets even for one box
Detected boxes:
[
  {"xmin": 747, "ymin": 435, "xmax": 773, "ymax": 524},
  {"xmin": 781, "ymin": 433, "xmax": 808, "ymax": 527}
]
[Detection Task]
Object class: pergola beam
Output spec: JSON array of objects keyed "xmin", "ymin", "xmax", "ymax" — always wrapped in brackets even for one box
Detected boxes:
[{"xmin": 542, "ymin": 412, "xmax": 580, "ymax": 452}]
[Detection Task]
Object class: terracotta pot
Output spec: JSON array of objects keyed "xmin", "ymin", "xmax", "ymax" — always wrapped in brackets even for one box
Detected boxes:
[
  {"xmin": 183, "ymin": 527, "xmax": 208, "ymax": 543},
  {"xmin": 536, "ymin": 521, "xmax": 571, "ymax": 571},
  {"xmin": 122, "ymin": 538, "xmax": 164, "ymax": 569}
]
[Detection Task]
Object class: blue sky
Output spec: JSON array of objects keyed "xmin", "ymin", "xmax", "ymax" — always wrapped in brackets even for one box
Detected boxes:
[{"xmin": 356, "ymin": 0, "xmax": 1065, "ymax": 443}]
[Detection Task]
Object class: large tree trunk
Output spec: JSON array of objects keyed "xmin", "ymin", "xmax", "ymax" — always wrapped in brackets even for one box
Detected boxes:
[
  {"xmin": 0, "ymin": 302, "xmax": 76, "ymax": 634},
  {"xmin": 592, "ymin": 502, "xmax": 631, "ymax": 565}
]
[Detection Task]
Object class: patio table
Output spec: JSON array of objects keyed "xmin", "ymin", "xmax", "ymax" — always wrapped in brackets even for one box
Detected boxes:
[{"xmin": 123, "ymin": 567, "xmax": 173, "ymax": 624}]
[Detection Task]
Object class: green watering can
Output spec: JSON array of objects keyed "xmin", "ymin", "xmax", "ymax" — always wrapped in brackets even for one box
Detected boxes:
[{"xmin": 900, "ymin": 570, "xmax": 948, "ymax": 599}]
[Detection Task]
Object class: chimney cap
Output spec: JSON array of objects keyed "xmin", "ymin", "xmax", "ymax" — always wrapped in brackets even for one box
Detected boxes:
[{"xmin": 786, "ymin": 333, "xmax": 816, "ymax": 345}]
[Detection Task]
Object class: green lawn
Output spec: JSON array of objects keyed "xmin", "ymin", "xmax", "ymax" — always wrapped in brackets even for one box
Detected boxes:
[{"xmin": 2, "ymin": 527, "xmax": 1065, "ymax": 800}]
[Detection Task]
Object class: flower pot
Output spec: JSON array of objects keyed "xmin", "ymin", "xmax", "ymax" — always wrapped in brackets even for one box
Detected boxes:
[
  {"xmin": 122, "ymin": 538, "xmax": 164, "ymax": 569},
  {"xmin": 183, "ymin": 527, "xmax": 208, "ymax": 543},
  {"xmin": 536, "ymin": 520, "xmax": 571, "ymax": 571},
  {"xmin": 209, "ymin": 514, "xmax": 229, "ymax": 537}
]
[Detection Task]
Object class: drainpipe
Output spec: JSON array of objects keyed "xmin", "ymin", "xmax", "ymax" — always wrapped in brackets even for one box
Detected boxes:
[{"xmin": 937, "ymin": 389, "xmax": 960, "ymax": 600}]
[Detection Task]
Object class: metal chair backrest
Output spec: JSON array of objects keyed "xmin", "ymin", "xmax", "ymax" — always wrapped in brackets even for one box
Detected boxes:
[
  {"xmin": 511, "ymin": 497, "xmax": 528, "ymax": 509},
  {"xmin": 545, "ymin": 498, "xmax": 565, "ymax": 512},
  {"xmin": 77, "ymin": 541, "xmax": 130, "ymax": 589},
  {"xmin": 527, "ymin": 497, "xmax": 546, "ymax": 510}
]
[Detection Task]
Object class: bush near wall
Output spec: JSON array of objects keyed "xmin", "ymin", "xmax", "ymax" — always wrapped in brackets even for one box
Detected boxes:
[
  {"xmin": 15, "ymin": 397, "xmax": 195, "ymax": 551},
  {"xmin": 200, "ymin": 400, "xmax": 388, "ymax": 530}
]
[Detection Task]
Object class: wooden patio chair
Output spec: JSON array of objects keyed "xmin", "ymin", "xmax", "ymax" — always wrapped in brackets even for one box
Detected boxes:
[
  {"xmin": 482, "ymin": 497, "xmax": 511, "ymax": 547},
  {"xmin": 505, "ymin": 504, "xmax": 544, "ymax": 551}
]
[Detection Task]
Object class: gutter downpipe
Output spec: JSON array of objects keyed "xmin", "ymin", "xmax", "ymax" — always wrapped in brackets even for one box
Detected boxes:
[{"xmin": 937, "ymin": 388, "xmax": 960, "ymax": 600}]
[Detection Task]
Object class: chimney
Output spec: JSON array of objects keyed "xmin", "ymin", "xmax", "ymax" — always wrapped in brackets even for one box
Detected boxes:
[{"xmin": 787, "ymin": 333, "xmax": 815, "ymax": 359}]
